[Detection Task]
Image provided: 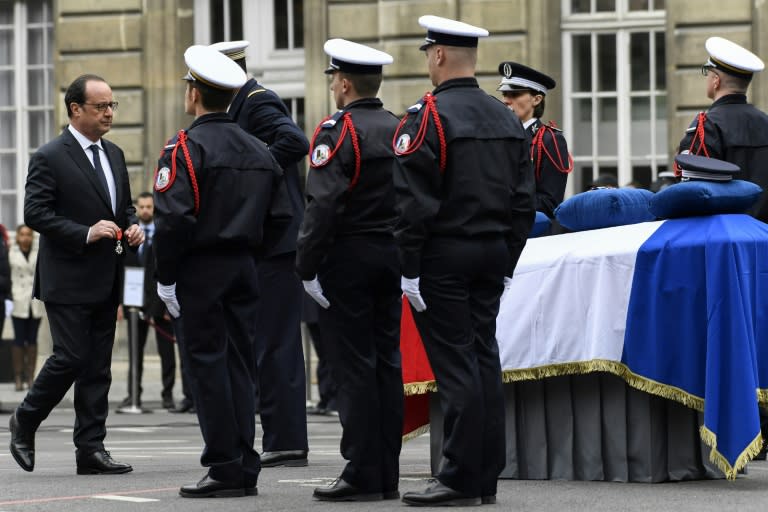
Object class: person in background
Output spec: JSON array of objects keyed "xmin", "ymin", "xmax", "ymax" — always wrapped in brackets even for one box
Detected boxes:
[
  {"xmin": 677, "ymin": 36, "xmax": 768, "ymax": 219},
  {"xmin": 0, "ymin": 224, "xmax": 11, "ymax": 347},
  {"xmin": 210, "ymin": 39, "xmax": 310, "ymax": 468},
  {"xmin": 9, "ymin": 225, "xmax": 43, "ymax": 392},
  {"xmin": 119, "ymin": 191, "xmax": 178, "ymax": 410},
  {"xmin": 497, "ymin": 61, "xmax": 571, "ymax": 218}
]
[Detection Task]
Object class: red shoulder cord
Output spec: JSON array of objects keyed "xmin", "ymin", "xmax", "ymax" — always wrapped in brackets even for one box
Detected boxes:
[
  {"xmin": 392, "ymin": 92, "xmax": 447, "ymax": 173},
  {"xmin": 309, "ymin": 113, "xmax": 361, "ymax": 190},
  {"xmin": 674, "ymin": 112, "xmax": 709, "ymax": 176},
  {"xmin": 171, "ymin": 130, "xmax": 200, "ymax": 216},
  {"xmin": 530, "ymin": 121, "xmax": 573, "ymax": 181}
]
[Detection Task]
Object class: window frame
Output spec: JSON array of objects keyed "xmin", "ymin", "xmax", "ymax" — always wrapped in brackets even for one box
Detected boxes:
[
  {"xmin": 561, "ymin": 0, "xmax": 667, "ymax": 193},
  {"xmin": 0, "ymin": 0, "xmax": 53, "ymax": 228}
]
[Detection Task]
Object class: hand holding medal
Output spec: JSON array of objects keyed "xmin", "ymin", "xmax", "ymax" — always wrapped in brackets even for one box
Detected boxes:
[{"xmin": 115, "ymin": 229, "xmax": 123, "ymax": 254}]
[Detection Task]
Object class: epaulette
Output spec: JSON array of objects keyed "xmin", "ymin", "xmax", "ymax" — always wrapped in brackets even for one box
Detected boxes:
[
  {"xmin": 407, "ymin": 100, "xmax": 425, "ymax": 113},
  {"xmin": 247, "ymin": 88, "xmax": 267, "ymax": 98},
  {"xmin": 322, "ymin": 110, "xmax": 345, "ymax": 129}
]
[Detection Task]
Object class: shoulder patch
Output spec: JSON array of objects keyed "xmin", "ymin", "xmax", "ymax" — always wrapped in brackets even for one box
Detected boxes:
[
  {"xmin": 322, "ymin": 110, "xmax": 345, "ymax": 129},
  {"xmin": 407, "ymin": 100, "xmax": 425, "ymax": 113},
  {"xmin": 311, "ymin": 144, "xmax": 332, "ymax": 166},
  {"xmin": 154, "ymin": 166, "xmax": 175, "ymax": 192},
  {"xmin": 247, "ymin": 88, "xmax": 267, "ymax": 98}
]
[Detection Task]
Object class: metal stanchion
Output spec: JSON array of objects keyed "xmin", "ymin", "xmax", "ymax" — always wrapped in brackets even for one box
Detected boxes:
[{"xmin": 117, "ymin": 267, "xmax": 151, "ymax": 414}]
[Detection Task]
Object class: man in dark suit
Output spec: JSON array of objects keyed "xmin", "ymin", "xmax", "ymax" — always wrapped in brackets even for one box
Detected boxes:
[
  {"xmin": 8, "ymin": 74, "xmax": 143, "ymax": 475},
  {"xmin": 211, "ymin": 40, "xmax": 310, "ymax": 467}
]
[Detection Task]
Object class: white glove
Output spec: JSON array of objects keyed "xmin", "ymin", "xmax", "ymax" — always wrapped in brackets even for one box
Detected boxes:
[
  {"xmin": 401, "ymin": 276, "xmax": 427, "ymax": 312},
  {"xmin": 303, "ymin": 277, "xmax": 330, "ymax": 309},
  {"xmin": 157, "ymin": 283, "xmax": 180, "ymax": 318},
  {"xmin": 500, "ymin": 276, "xmax": 513, "ymax": 305},
  {"xmin": 4, "ymin": 299, "xmax": 12, "ymax": 317}
]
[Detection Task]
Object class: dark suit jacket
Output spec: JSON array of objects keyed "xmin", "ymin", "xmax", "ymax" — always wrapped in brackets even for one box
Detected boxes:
[{"xmin": 24, "ymin": 128, "xmax": 137, "ymax": 304}]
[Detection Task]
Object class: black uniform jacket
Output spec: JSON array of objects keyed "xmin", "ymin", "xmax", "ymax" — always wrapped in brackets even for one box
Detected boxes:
[
  {"xmin": 296, "ymin": 97, "xmax": 400, "ymax": 280},
  {"xmin": 25, "ymin": 128, "xmax": 136, "ymax": 304},
  {"xmin": 529, "ymin": 118, "xmax": 570, "ymax": 218},
  {"xmin": 228, "ymin": 78, "xmax": 309, "ymax": 257},
  {"xmin": 393, "ymin": 77, "xmax": 536, "ymax": 278},
  {"xmin": 153, "ymin": 113, "xmax": 292, "ymax": 285},
  {"xmin": 678, "ymin": 94, "xmax": 768, "ymax": 221}
]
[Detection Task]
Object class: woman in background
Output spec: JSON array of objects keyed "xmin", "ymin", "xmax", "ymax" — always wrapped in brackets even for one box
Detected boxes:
[{"xmin": 9, "ymin": 224, "xmax": 43, "ymax": 391}]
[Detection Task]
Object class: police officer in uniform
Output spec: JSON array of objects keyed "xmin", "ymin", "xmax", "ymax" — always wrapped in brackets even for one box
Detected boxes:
[
  {"xmin": 497, "ymin": 62, "xmax": 572, "ymax": 219},
  {"xmin": 393, "ymin": 15, "xmax": 535, "ymax": 507},
  {"xmin": 677, "ymin": 36, "xmax": 768, "ymax": 221},
  {"xmin": 297, "ymin": 38, "xmax": 403, "ymax": 502},
  {"xmin": 153, "ymin": 45, "xmax": 291, "ymax": 498},
  {"xmin": 210, "ymin": 40, "xmax": 310, "ymax": 467}
]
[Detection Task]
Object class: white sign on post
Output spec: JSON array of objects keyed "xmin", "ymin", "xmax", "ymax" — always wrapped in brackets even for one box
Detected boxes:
[{"xmin": 123, "ymin": 266, "xmax": 145, "ymax": 307}]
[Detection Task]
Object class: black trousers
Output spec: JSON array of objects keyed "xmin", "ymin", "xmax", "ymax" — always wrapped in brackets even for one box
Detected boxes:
[
  {"xmin": 410, "ymin": 236, "xmax": 509, "ymax": 497},
  {"xmin": 17, "ymin": 299, "xmax": 118, "ymax": 456},
  {"xmin": 176, "ymin": 249, "xmax": 260, "ymax": 483},
  {"xmin": 318, "ymin": 236, "xmax": 403, "ymax": 493},
  {"xmin": 253, "ymin": 252, "xmax": 308, "ymax": 452},
  {"xmin": 125, "ymin": 312, "xmax": 176, "ymax": 400}
]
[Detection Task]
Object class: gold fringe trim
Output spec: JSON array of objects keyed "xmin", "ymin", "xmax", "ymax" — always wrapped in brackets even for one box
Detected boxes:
[
  {"xmin": 403, "ymin": 359, "xmax": 766, "ymax": 472},
  {"xmin": 402, "ymin": 423, "xmax": 430, "ymax": 443},
  {"xmin": 403, "ymin": 380, "xmax": 437, "ymax": 396},
  {"xmin": 501, "ymin": 359, "xmax": 705, "ymax": 411},
  {"xmin": 700, "ymin": 426, "xmax": 763, "ymax": 480}
]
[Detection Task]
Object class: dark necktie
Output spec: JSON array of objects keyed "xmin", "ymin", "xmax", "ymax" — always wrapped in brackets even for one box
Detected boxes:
[
  {"xmin": 89, "ymin": 144, "xmax": 111, "ymax": 207},
  {"xmin": 138, "ymin": 226, "xmax": 152, "ymax": 265}
]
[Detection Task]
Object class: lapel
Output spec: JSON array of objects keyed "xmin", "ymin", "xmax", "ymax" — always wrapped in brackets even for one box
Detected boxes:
[
  {"xmin": 62, "ymin": 129, "xmax": 113, "ymax": 213},
  {"xmin": 103, "ymin": 140, "xmax": 125, "ymax": 217}
]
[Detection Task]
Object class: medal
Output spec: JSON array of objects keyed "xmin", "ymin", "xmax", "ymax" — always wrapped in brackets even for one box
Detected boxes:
[{"xmin": 115, "ymin": 229, "xmax": 123, "ymax": 255}]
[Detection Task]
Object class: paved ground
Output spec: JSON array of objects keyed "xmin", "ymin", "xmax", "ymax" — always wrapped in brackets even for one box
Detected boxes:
[{"xmin": 1, "ymin": 353, "xmax": 768, "ymax": 510}]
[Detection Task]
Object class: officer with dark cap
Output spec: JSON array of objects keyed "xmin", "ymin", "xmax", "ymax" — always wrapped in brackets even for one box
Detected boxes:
[
  {"xmin": 297, "ymin": 38, "xmax": 403, "ymax": 502},
  {"xmin": 153, "ymin": 44, "xmax": 291, "ymax": 498},
  {"xmin": 497, "ymin": 61, "xmax": 572, "ymax": 218},
  {"xmin": 210, "ymin": 40, "xmax": 310, "ymax": 467},
  {"xmin": 393, "ymin": 14, "xmax": 535, "ymax": 507},
  {"xmin": 678, "ymin": 36, "xmax": 768, "ymax": 221}
]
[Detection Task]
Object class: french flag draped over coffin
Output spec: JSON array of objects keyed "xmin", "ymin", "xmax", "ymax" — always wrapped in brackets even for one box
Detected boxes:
[{"xmin": 403, "ymin": 214, "xmax": 768, "ymax": 479}]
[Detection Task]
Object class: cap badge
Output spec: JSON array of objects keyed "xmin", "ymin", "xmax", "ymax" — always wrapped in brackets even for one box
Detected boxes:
[
  {"xmin": 155, "ymin": 166, "xmax": 172, "ymax": 191},
  {"xmin": 396, "ymin": 134, "xmax": 411, "ymax": 153},
  {"xmin": 311, "ymin": 144, "xmax": 331, "ymax": 166},
  {"xmin": 503, "ymin": 62, "xmax": 513, "ymax": 79}
]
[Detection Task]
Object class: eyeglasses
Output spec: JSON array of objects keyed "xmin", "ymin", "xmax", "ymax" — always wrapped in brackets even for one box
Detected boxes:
[
  {"xmin": 82, "ymin": 101, "xmax": 118, "ymax": 112},
  {"xmin": 701, "ymin": 65, "xmax": 718, "ymax": 77}
]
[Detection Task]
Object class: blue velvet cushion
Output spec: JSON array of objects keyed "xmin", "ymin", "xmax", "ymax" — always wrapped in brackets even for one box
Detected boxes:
[
  {"xmin": 649, "ymin": 180, "xmax": 762, "ymax": 219},
  {"xmin": 529, "ymin": 211, "xmax": 551, "ymax": 238},
  {"xmin": 554, "ymin": 188, "xmax": 655, "ymax": 232}
]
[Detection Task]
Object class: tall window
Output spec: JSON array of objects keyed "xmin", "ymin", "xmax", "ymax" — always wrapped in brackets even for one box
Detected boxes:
[
  {"xmin": 209, "ymin": 0, "xmax": 243, "ymax": 43},
  {"xmin": 0, "ymin": 0, "xmax": 53, "ymax": 228},
  {"xmin": 563, "ymin": 0, "xmax": 666, "ymax": 192},
  {"xmin": 274, "ymin": 0, "xmax": 303, "ymax": 50},
  {"xmin": 283, "ymin": 97, "xmax": 305, "ymax": 131}
]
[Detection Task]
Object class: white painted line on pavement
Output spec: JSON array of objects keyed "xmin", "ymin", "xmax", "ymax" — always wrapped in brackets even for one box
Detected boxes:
[
  {"xmin": 92, "ymin": 495, "xmax": 159, "ymax": 503},
  {"xmin": 108, "ymin": 439, "xmax": 188, "ymax": 444}
]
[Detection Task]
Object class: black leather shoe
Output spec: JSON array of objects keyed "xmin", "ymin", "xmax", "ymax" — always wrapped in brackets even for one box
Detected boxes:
[
  {"xmin": 76, "ymin": 450, "xmax": 133, "ymax": 475},
  {"xmin": 162, "ymin": 396, "xmax": 175, "ymax": 410},
  {"xmin": 313, "ymin": 478, "xmax": 382, "ymax": 501},
  {"xmin": 481, "ymin": 495, "xmax": 496, "ymax": 504},
  {"xmin": 9, "ymin": 410, "xmax": 35, "ymax": 472},
  {"xmin": 402, "ymin": 480, "xmax": 480, "ymax": 507},
  {"xmin": 180, "ymin": 474, "xmax": 255, "ymax": 498},
  {"xmin": 170, "ymin": 400, "xmax": 194, "ymax": 413},
  {"xmin": 260, "ymin": 450, "xmax": 308, "ymax": 467}
]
